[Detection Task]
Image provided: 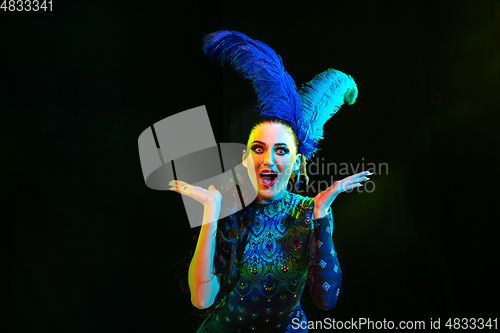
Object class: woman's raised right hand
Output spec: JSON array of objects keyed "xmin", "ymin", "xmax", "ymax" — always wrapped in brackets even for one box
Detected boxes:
[{"xmin": 169, "ymin": 180, "xmax": 222, "ymax": 207}]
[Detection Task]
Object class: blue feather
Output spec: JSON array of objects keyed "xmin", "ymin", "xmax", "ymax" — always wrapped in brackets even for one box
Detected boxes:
[
  {"xmin": 298, "ymin": 69, "xmax": 358, "ymax": 159},
  {"xmin": 202, "ymin": 31, "xmax": 306, "ymax": 144}
]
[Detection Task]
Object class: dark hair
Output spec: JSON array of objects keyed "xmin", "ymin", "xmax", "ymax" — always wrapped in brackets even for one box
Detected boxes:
[{"xmin": 248, "ymin": 117, "xmax": 299, "ymax": 154}]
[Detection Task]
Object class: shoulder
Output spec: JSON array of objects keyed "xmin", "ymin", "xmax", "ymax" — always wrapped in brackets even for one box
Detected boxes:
[
  {"xmin": 287, "ymin": 192, "xmax": 315, "ymax": 210},
  {"xmin": 285, "ymin": 192, "xmax": 315, "ymax": 227}
]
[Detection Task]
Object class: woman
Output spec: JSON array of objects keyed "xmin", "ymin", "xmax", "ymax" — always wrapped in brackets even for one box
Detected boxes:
[{"xmin": 170, "ymin": 31, "xmax": 370, "ymax": 332}]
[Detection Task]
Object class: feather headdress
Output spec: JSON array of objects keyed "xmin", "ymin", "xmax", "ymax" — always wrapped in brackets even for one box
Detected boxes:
[{"xmin": 202, "ymin": 30, "xmax": 357, "ymax": 161}]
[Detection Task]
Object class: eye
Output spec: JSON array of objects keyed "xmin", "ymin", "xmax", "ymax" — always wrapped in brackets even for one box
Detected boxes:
[
  {"xmin": 276, "ymin": 147, "xmax": 289, "ymax": 155},
  {"xmin": 251, "ymin": 144, "xmax": 264, "ymax": 154}
]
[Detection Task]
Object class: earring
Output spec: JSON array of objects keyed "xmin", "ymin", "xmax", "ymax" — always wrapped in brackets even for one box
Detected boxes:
[{"xmin": 295, "ymin": 164, "xmax": 301, "ymax": 190}]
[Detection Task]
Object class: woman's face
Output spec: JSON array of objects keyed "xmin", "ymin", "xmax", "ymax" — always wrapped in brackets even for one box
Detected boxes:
[{"xmin": 242, "ymin": 122, "xmax": 301, "ymax": 203}]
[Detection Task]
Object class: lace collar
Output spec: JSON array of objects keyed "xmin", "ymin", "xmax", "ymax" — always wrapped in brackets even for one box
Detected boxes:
[{"xmin": 254, "ymin": 191, "xmax": 292, "ymax": 219}]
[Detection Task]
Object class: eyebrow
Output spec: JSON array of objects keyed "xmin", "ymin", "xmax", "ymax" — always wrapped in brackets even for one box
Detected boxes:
[{"xmin": 251, "ymin": 141, "xmax": 289, "ymax": 147}]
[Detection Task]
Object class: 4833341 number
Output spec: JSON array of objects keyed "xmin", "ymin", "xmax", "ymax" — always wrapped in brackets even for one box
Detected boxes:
[
  {"xmin": 445, "ymin": 318, "xmax": 497, "ymax": 330},
  {"xmin": 1, "ymin": 0, "xmax": 52, "ymax": 11}
]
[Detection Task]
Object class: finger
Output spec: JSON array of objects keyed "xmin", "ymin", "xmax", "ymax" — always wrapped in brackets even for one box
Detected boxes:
[
  {"xmin": 169, "ymin": 184, "xmax": 184, "ymax": 193},
  {"xmin": 347, "ymin": 172, "xmax": 371, "ymax": 183},
  {"xmin": 169, "ymin": 180, "xmax": 193, "ymax": 193},
  {"xmin": 171, "ymin": 184, "xmax": 196, "ymax": 196},
  {"xmin": 345, "ymin": 183, "xmax": 363, "ymax": 192},
  {"xmin": 169, "ymin": 182, "xmax": 181, "ymax": 192},
  {"xmin": 170, "ymin": 180, "xmax": 191, "ymax": 187},
  {"xmin": 169, "ymin": 182, "xmax": 191, "ymax": 193},
  {"xmin": 169, "ymin": 184, "xmax": 188, "ymax": 193},
  {"xmin": 355, "ymin": 172, "xmax": 370, "ymax": 179},
  {"xmin": 341, "ymin": 180, "xmax": 363, "ymax": 191}
]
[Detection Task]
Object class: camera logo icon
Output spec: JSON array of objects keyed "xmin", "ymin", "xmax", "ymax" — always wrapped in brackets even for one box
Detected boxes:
[{"xmin": 138, "ymin": 106, "xmax": 257, "ymax": 228}]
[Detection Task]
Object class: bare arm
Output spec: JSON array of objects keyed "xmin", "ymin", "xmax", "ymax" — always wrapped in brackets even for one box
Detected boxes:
[
  {"xmin": 170, "ymin": 181, "xmax": 222, "ymax": 309},
  {"xmin": 188, "ymin": 201, "xmax": 221, "ymax": 309}
]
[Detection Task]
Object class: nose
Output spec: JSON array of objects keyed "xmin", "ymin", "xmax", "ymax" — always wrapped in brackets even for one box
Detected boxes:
[{"xmin": 263, "ymin": 150, "xmax": 275, "ymax": 167}]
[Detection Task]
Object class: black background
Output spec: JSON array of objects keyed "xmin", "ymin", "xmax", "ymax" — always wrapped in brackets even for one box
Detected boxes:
[{"xmin": 3, "ymin": 0, "xmax": 499, "ymax": 332}]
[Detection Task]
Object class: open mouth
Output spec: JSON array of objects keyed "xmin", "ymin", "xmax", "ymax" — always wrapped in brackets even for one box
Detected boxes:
[{"xmin": 260, "ymin": 171, "xmax": 278, "ymax": 187}]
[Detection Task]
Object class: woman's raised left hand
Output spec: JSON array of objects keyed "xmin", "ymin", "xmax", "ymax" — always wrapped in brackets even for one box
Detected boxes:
[{"xmin": 314, "ymin": 171, "xmax": 373, "ymax": 217}]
